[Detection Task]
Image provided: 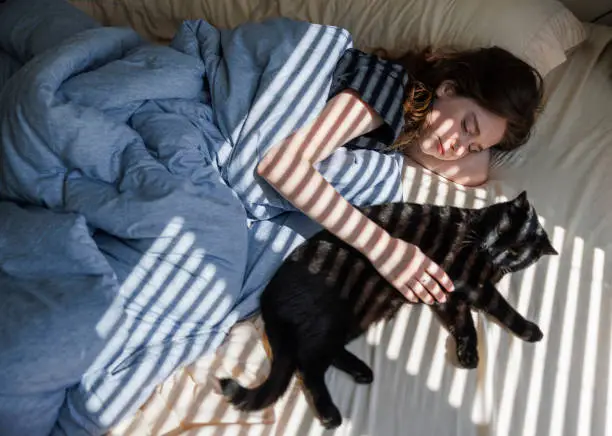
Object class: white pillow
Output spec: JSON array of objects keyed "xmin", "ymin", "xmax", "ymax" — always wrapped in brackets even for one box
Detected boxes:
[
  {"xmin": 69, "ymin": 0, "xmax": 281, "ymax": 41},
  {"xmin": 277, "ymin": 0, "xmax": 586, "ymax": 76},
  {"xmin": 71, "ymin": 0, "xmax": 586, "ymax": 77}
]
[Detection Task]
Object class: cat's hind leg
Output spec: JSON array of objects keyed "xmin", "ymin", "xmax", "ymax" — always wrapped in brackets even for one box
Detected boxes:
[
  {"xmin": 300, "ymin": 367, "xmax": 343, "ymax": 429},
  {"xmin": 332, "ymin": 348, "xmax": 373, "ymax": 384}
]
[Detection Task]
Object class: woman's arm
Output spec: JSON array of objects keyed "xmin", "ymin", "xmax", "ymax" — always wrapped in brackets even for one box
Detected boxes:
[
  {"xmin": 257, "ymin": 89, "xmax": 454, "ymax": 304},
  {"xmin": 405, "ymin": 146, "xmax": 490, "ymax": 187}
]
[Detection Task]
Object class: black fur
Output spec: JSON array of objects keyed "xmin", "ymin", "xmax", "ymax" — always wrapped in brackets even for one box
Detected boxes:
[{"xmin": 220, "ymin": 191, "xmax": 556, "ymax": 428}]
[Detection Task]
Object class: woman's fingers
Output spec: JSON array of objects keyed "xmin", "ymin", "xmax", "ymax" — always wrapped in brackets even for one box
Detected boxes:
[
  {"xmin": 406, "ymin": 279, "xmax": 434, "ymax": 305},
  {"xmin": 372, "ymin": 238, "xmax": 455, "ymax": 305},
  {"xmin": 404, "ymin": 290, "xmax": 419, "ymax": 303},
  {"xmin": 425, "ymin": 260, "xmax": 455, "ymax": 293},
  {"xmin": 419, "ymin": 274, "xmax": 447, "ymax": 303}
]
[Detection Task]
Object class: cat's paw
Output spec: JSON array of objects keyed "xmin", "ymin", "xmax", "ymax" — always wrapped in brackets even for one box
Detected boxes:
[
  {"xmin": 520, "ymin": 322, "xmax": 544, "ymax": 342},
  {"xmin": 456, "ymin": 338, "xmax": 479, "ymax": 369},
  {"xmin": 319, "ymin": 406, "xmax": 343, "ymax": 430},
  {"xmin": 352, "ymin": 367, "xmax": 374, "ymax": 384}
]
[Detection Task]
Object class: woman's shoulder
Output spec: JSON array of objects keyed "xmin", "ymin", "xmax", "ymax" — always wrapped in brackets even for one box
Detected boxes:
[
  {"xmin": 334, "ymin": 48, "xmax": 408, "ymax": 81},
  {"xmin": 330, "ymin": 49, "xmax": 410, "ymax": 150}
]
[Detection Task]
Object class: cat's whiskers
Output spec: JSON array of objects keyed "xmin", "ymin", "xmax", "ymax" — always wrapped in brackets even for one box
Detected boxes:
[{"xmin": 456, "ymin": 232, "xmax": 479, "ymax": 249}]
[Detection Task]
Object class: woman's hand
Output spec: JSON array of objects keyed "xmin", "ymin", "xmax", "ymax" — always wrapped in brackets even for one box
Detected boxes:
[{"xmin": 368, "ymin": 236, "xmax": 454, "ymax": 304}]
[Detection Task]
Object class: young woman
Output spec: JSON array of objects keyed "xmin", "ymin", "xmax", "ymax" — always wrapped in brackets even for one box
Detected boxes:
[{"xmin": 257, "ymin": 46, "xmax": 543, "ymax": 305}]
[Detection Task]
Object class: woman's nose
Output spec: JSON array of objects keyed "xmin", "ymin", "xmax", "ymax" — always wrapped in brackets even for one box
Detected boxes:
[
  {"xmin": 450, "ymin": 138, "xmax": 468, "ymax": 156},
  {"xmin": 450, "ymin": 137, "xmax": 463, "ymax": 152}
]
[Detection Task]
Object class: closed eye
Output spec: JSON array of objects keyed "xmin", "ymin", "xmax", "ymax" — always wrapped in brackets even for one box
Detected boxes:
[
  {"xmin": 471, "ymin": 112, "xmax": 480, "ymax": 136},
  {"xmin": 462, "ymin": 113, "xmax": 480, "ymax": 137}
]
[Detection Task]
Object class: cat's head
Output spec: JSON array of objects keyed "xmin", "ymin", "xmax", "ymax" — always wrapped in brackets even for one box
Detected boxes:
[{"xmin": 472, "ymin": 191, "xmax": 557, "ymax": 276}]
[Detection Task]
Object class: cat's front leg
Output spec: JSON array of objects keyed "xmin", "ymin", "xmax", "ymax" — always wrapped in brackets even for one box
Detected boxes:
[
  {"xmin": 431, "ymin": 297, "xmax": 479, "ymax": 369},
  {"xmin": 473, "ymin": 282, "xmax": 544, "ymax": 342}
]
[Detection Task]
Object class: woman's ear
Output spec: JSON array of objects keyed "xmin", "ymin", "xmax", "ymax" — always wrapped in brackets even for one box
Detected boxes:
[{"xmin": 435, "ymin": 80, "xmax": 456, "ymax": 98}]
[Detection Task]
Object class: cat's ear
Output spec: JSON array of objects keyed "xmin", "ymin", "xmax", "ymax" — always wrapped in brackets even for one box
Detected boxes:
[
  {"xmin": 541, "ymin": 239, "xmax": 558, "ymax": 256},
  {"xmin": 512, "ymin": 191, "xmax": 528, "ymax": 207}
]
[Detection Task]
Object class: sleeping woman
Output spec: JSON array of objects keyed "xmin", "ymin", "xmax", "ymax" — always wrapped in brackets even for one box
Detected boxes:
[
  {"xmin": 0, "ymin": 0, "xmax": 542, "ymax": 434},
  {"xmin": 258, "ymin": 45, "xmax": 543, "ymax": 305}
]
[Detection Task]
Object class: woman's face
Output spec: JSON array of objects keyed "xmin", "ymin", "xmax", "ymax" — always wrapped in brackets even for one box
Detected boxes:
[{"xmin": 418, "ymin": 81, "xmax": 507, "ymax": 161}]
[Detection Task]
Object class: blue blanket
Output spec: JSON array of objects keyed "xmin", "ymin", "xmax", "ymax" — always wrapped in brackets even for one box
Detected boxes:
[{"xmin": 0, "ymin": 2, "xmax": 405, "ymax": 433}]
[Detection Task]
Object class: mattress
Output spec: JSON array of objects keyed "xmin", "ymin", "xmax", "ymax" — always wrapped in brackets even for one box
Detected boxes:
[{"xmin": 105, "ymin": 22, "xmax": 612, "ymax": 436}]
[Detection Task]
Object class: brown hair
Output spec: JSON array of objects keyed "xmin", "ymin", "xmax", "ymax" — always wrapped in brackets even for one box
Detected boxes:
[{"xmin": 391, "ymin": 46, "xmax": 544, "ymax": 152}]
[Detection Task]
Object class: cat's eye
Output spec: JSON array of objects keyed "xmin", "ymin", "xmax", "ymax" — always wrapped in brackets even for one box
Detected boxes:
[{"xmin": 508, "ymin": 248, "xmax": 520, "ymax": 256}]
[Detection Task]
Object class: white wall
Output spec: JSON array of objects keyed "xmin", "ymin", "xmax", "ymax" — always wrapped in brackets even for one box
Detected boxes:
[
  {"xmin": 559, "ymin": 0, "xmax": 612, "ymax": 24},
  {"xmin": 600, "ymin": 14, "xmax": 612, "ymax": 26}
]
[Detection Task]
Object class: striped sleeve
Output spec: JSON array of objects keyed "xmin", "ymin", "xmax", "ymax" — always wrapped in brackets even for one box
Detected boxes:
[{"xmin": 329, "ymin": 48, "xmax": 408, "ymax": 150}]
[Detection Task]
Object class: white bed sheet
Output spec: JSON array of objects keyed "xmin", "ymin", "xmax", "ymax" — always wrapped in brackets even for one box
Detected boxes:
[{"xmin": 108, "ymin": 23, "xmax": 612, "ymax": 436}]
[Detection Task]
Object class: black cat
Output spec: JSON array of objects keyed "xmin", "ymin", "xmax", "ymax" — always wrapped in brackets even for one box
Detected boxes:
[{"xmin": 220, "ymin": 191, "xmax": 556, "ymax": 429}]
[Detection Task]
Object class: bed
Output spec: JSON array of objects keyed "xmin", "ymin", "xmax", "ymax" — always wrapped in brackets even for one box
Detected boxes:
[
  {"xmin": 1, "ymin": 0, "xmax": 611, "ymax": 435},
  {"xmin": 106, "ymin": 22, "xmax": 612, "ymax": 436},
  {"xmin": 100, "ymin": 5, "xmax": 612, "ymax": 436}
]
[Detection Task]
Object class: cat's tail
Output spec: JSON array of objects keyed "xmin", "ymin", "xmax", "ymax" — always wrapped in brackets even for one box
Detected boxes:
[{"xmin": 218, "ymin": 343, "xmax": 295, "ymax": 411}]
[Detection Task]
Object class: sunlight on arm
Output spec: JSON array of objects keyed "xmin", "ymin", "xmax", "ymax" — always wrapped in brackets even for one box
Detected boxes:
[{"xmin": 256, "ymin": 90, "xmax": 394, "ymax": 262}]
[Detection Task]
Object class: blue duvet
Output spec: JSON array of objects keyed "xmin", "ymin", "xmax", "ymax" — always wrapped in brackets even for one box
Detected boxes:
[{"xmin": 0, "ymin": 1, "xmax": 405, "ymax": 434}]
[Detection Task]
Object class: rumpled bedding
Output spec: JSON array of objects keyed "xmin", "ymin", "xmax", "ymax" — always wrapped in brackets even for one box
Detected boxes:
[{"xmin": 0, "ymin": 4, "xmax": 405, "ymax": 434}]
